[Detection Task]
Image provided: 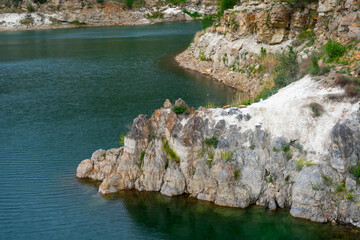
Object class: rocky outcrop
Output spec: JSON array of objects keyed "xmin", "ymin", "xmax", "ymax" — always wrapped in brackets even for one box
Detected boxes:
[
  {"xmin": 176, "ymin": 0, "xmax": 360, "ymax": 96},
  {"xmin": 0, "ymin": 0, "xmax": 216, "ymax": 31},
  {"xmin": 77, "ymin": 76, "xmax": 360, "ymax": 227}
]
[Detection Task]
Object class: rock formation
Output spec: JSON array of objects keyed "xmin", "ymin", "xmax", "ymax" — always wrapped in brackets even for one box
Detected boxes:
[
  {"xmin": 77, "ymin": 76, "xmax": 360, "ymax": 227},
  {"xmin": 0, "ymin": 0, "xmax": 216, "ymax": 31},
  {"xmin": 176, "ymin": 0, "xmax": 360, "ymax": 95}
]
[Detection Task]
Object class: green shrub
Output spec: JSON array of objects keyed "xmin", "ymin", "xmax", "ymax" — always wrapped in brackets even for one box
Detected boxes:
[
  {"xmin": 349, "ymin": 164, "xmax": 360, "ymax": 184},
  {"xmin": 97, "ymin": 0, "xmax": 104, "ymax": 2},
  {"xmin": 20, "ymin": 17, "xmax": 34, "ymax": 25},
  {"xmin": 0, "ymin": 8, "xmax": 23, "ymax": 14},
  {"xmin": 272, "ymin": 147, "xmax": 280, "ymax": 152},
  {"xmin": 166, "ymin": 0, "xmax": 186, "ymax": 5},
  {"xmin": 334, "ymin": 74, "xmax": 349, "ymax": 86},
  {"xmin": 50, "ymin": 17, "xmax": 61, "ymax": 25},
  {"xmin": 282, "ymin": 143, "xmax": 290, "ymax": 152},
  {"xmin": 273, "ymin": 47, "xmax": 299, "ymax": 89},
  {"xmin": 149, "ymin": 134, "xmax": 155, "ymax": 142},
  {"xmin": 221, "ymin": 150, "xmax": 233, "ymax": 162},
  {"xmin": 119, "ymin": 134, "xmax": 126, "ymax": 146},
  {"xmin": 205, "ymin": 136, "xmax": 219, "ymax": 148},
  {"xmin": 208, "ymin": 149, "xmax": 214, "ymax": 160},
  {"xmin": 293, "ymin": 29, "xmax": 316, "ymax": 47},
  {"xmin": 321, "ymin": 175, "xmax": 333, "ymax": 186},
  {"xmin": 282, "ymin": 142, "xmax": 293, "ymax": 160},
  {"xmin": 34, "ymin": 0, "xmax": 47, "ymax": 3},
  {"xmin": 249, "ymin": 139, "xmax": 255, "ymax": 150},
  {"xmin": 183, "ymin": 10, "xmax": 202, "ymax": 18},
  {"xmin": 205, "ymin": 101, "xmax": 216, "ymax": 108},
  {"xmin": 138, "ymin": 151, "xmax": 145, "ymax": 168},
  {"xmin": 260, "ymin": 47, "xmax": 267, "ymax": 59},
  {"xmin": 294, "ymin": 157, "xmax": 313, "ymax": 171},
  {"xmin": 268, "ymin": 176, "xmax": 273, "ymax": 183},
  {"xmin": 306, "ymin": 56, "xmax": 320, "ymax": 75},
  {"xmin": 335, "ymin": 182, "xmax": 346, "ymax": 193},
  {"xmin": 162, "ymin": 139, "xmax": 180, "ymax": 163},
  {"xmin": 173, "ymin": 105, "xmax": 187, "ymax": 115},
  {"xmin": 220, "ymin": 0, "xmax": 237, "ymax": 13},
  {"xmin": 27, "ymin": 4, "xmax": 34, "ymax": 12},
  {"xmin": 312, "ymin": 184, "xmax": 321, "ymax": 191},
  {"xmin": 345, "ymin": 193, "xmax": 356, "ymax": 202},
  {"xmin": 324, "ymin": 40, "xmax": 346, "ymax": 62},
  {"xmin": 126, "ymin": 0, "xmax": 134, "ymax": 8},
  {"xmin": 202, "ymin": 147, "xmax": 214, "ymax": 168},
  {"xmin": 343, "ymin": 80, "xmax": 360, "ymax": 97},
  {"xmin": 206, "ymin": 159, "xmax": 213, "ymax": 168},
  {"xmin": 310, "ymin": 102, "xmax": 323, "ymax": 117},
  {"xmin": 286, "ymin": 0, "xmax": 318, "ymax": 9},
  {"xmin": 146, "ymin": 11, "xmax": 164, "ymax": 19},
  {"xmin": 70, "ymin": 20, "xmax": 87, "ymax": 25},
  {"xmin": 234, "ymin": 169, "xmax": 240, "ymax": 180},
  {"xmin": 302, "ymin": 54, "xmax": 330, "ymax": 77},
  {"xmin": 201, "ymin": 14, "xmax": 215, "ymax": 29},
  {"xmin": 141, "ymin": 151, "xmax": 145, "ymax": 161}
]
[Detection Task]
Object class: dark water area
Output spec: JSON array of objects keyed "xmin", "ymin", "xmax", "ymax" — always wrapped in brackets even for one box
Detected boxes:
[{"xmin": 0, "ymin": 22, "xmax": 359, "ymax": 239}]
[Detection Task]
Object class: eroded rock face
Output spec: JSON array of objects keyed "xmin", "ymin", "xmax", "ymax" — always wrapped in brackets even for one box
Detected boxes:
[{"xmin": 77, "ymin": 83, "xmax": 360, "ymax": 227}]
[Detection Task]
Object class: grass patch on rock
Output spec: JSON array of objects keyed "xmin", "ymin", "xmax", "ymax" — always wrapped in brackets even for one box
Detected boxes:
[
  {"xmin": 349, "ymin": 164, "xmax": 360, "ymax": 184},
  {"xmin": 162, "ymin": 139, "xmax": 180, "ymax": 163}
]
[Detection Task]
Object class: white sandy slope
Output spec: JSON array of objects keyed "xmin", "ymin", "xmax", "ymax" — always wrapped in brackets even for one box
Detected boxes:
[{"xmin": 209, "ymin": 76, "xmax": 358, "ymax": 161}]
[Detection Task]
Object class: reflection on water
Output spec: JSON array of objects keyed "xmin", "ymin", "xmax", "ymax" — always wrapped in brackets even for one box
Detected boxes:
[{"xmin": 106, "ymin": 191, "xmax": 360, "ymax": 240}]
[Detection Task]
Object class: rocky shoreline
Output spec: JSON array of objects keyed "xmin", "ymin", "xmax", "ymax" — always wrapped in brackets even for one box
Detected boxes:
[
  {"xmin": 59, "ymin": 0, "xmax": 360, "ymax": 228},
  {"xmin": 77, "ymin": 76, "xmax": 360, "ymax": 227},
  {"xmin": 0, "ymin": 0, "xmax": 216, "ymax": 32}
]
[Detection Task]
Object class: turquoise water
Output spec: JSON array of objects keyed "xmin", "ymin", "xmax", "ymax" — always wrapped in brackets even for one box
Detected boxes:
[{"xmin": 0, "ymin": 22, "xmax": 358, "ymax": 239}]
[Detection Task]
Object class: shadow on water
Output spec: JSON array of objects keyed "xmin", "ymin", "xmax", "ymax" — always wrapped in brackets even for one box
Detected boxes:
[{"xmin": 102, "ymin": 190, "xmax": 360, "ymax": 240}]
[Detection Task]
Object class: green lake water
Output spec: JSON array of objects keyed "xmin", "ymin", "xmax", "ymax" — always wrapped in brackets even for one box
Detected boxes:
[{"xmin": 0, "ymin": 21, "xmax": 359, "ymax": 239}]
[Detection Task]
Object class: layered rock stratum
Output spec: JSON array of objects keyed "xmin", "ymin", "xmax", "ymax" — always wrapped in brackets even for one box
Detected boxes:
[{"xmin": 77, "ymin": 76, "xmax": 360, "ymax": 227}]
